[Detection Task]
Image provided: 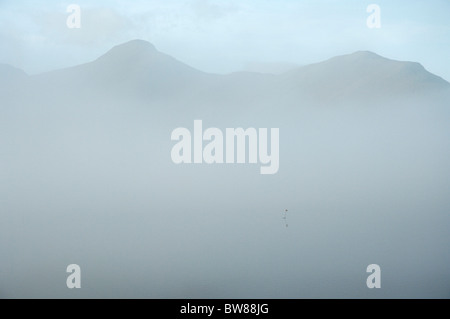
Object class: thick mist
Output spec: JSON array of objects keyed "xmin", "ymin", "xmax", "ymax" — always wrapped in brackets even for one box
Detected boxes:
[{"xmin": 1, "ymin": 44, "xmax": 449, "ymax": 298}]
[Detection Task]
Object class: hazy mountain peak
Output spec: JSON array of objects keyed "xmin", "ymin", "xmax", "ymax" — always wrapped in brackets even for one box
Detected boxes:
[
  {"xmin": 77, "ymin": 39, "xmax": 205, "ymax": 79},
  {"xmin": 325, "ymin": 50, "xmax": 389, "ymax": 65},
  {"xmin": 328, "ymin": 51, "xmax": 441, "ymax": 79},
  {"xmin": 284, "ymin": 49, "xmax": 449, "ymax": 103},
  {"xmin": 42, "ymin": 39, "xmax": 210, "ymax": 98},
  {"xmin": 96, "ymin": 39, "xmax": 160, "ymax": 63},
  {"xmin": 348, "ymin": 50, "xmax": 383, "ymax": 59},
  {"xmin": 111, "ymin": 39, "xmax": 158, "ymax": 53}
]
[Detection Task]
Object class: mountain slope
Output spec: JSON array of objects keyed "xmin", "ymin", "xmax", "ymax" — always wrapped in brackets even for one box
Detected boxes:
[
  {"xmin": 281, "ymin": 51, "xmax": 450, "ymax": 103},
  {"xmin": 6, "ymin": 41, "xmax": 450, "ymax": 106},
  {"xmin": 32, "ymin": 40, "xmax": 215, "ymax": 100}
]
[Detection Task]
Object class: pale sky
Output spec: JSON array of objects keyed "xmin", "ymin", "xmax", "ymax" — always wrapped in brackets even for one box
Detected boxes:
[{"xmin": 1, "ymin": 0, "xmax": 449, "ymax": 80}]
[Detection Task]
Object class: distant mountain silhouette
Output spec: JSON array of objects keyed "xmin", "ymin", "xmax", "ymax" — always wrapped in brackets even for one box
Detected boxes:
[
  {"xmin": 3, "ymin": 40, "xmax": 449, "ymax": 105},
  {"xmin": 90, "ymin": 39, "xmax": 209, "ymax": 86},
  {"xmin": 281, "ymin": 51, "xmax": 450, "ymax": 103},
  {"xmin": 32, "ymin": 40, "xmax": 213, "ymax": 100}
]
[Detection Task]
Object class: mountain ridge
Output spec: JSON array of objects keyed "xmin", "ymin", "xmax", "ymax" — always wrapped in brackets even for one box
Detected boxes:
[
  {"xmin": 280, "ymin": 49, "xmax": 449, "ymax": 103},
  {"xmin": 1, "ymin": 40, "xmax": 449, "ymax": 103}
]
